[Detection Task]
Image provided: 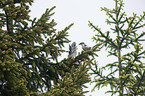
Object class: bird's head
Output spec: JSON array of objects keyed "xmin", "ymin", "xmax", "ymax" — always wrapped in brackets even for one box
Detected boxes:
[
  {"xmin": 79, "ymin": 42, "xmax": 86, "ymax": 46},
  {"xmin": 71, "ymin": 42, "xmax": 76, "ymax": 47}
]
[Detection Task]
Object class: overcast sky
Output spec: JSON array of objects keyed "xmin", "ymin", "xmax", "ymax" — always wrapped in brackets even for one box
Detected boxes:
[{"xmin": 30, "ymin": 0, "xmax": 145, "ymax": 95}]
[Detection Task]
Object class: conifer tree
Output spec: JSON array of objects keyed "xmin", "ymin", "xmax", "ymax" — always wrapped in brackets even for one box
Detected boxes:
[
  {"xmin": 0, "ymin": 0, "xmax": 95, "ymax": 95},
  {"xmin": 89, "ymin": 0, "xmax": 145, "ymax": 95}
]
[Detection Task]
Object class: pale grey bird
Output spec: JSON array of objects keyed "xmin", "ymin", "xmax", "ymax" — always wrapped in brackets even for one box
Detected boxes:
[
  {"xmin": 79, "ymin": 42, "xmax": 91, "ymax": 51},
  {"xmin": 68, "ymin": 42, "xmax": 77, "ymax": 58}
]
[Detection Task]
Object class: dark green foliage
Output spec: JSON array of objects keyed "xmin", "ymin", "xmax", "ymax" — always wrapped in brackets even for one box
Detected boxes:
[
  {"xmin": 89, "ymin": 0, "xmax": 145, "ymax": 95},
  {"xmin": 45, "ymin": 56, "xmax": 92, "ymax": 96},
  {"xmin": 14, "ymin": 0, "xmax": 21, "ymax": 3},
  {"xmin": 0, "ymin": 0, "xmax": 93, "ymax": 96}
]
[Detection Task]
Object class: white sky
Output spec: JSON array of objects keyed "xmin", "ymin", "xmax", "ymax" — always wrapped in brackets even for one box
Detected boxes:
[{"xmin": 30, "ymin": 0, "xmax": 145, "ymax": 95}]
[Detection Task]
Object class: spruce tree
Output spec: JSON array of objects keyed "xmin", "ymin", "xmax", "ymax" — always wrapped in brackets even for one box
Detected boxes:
[
  {"xmin": 89, "ymin": 0, "xmax": 145, "ymax": 95},
  {"xmin": 0, "ymin": 0, "xmax": 95, "ymax": 95}
]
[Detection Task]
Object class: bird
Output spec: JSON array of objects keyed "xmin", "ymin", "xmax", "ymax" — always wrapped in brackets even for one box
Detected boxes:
[
  {"xmin": 68, "ymin": 42, "xmax": 77, "ymax": 58},
  {"xmin": 79, "ymin": 42, "xmax": 91, "ymax": 51}
]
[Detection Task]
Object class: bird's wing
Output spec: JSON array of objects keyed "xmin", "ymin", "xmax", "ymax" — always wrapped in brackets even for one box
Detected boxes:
[
  {"xmin": 83, "ymin": 46, "xmax": 91, "ymax": 51},
  {"xmin": 68, "ymin": 42, "xmax": 77, "ymax": 58}
]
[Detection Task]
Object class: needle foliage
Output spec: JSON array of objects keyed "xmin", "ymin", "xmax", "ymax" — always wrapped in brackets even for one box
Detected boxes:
[
  {"xmin": 89, "ymin": 0, "xmax": 145, "ymax": 95},
  {"xmin": 0, "ymin": 0, "xmax": 95, "ymax": 95}
]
